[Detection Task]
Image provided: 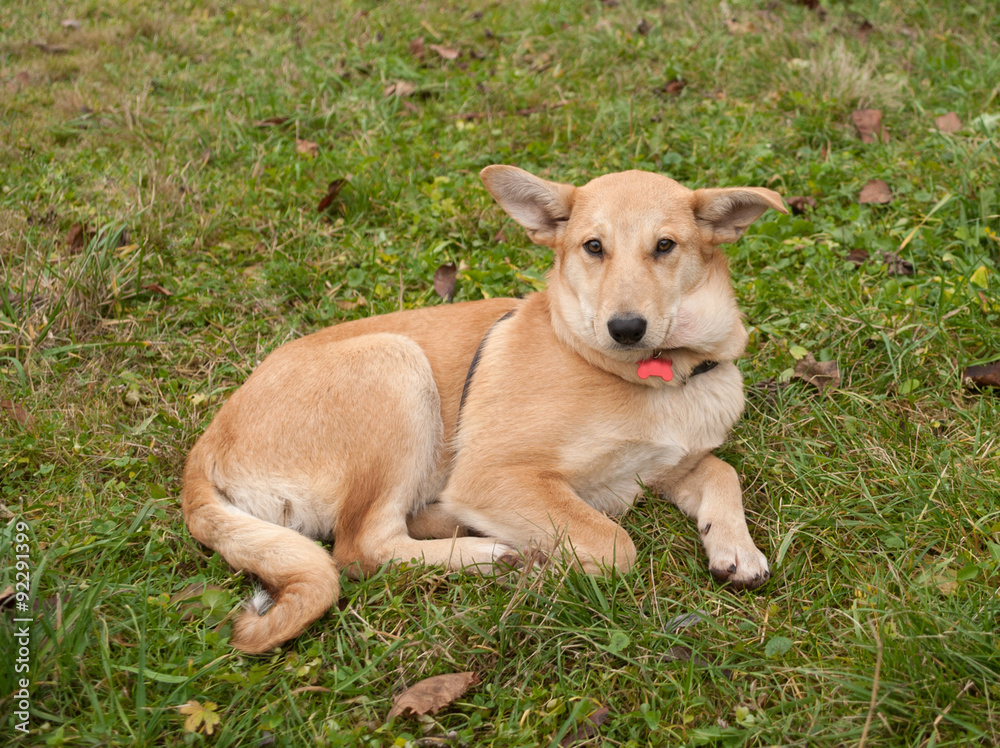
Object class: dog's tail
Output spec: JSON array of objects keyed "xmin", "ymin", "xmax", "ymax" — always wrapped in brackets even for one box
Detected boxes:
[{"xmin": 181, "ymin": 468, "xmax": 340, "ymax": 654}]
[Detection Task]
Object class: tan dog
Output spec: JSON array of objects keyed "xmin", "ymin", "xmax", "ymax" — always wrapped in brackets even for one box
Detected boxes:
[{"xmin": 181, "ymin": 166, "xmax": 787, "ymax": 653}]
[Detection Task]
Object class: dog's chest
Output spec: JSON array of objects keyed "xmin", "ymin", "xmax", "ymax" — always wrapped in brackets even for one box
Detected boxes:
[{"xmin": 563, "ymin": 369, "xmax": 744, "ymax": 514}]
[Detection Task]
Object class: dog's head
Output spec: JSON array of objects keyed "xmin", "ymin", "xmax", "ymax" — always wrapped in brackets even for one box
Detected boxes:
[{"xmin": 480, "ymin": 166, "xmax": 786, "ymax": 376}]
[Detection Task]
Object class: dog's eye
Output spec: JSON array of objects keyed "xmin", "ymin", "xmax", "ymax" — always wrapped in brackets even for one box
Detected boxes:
[
  {"xmin": 583, "ymin": 239, "xmax": 603, "ymax": 256},
  {"xmin": 656, "ymin": 238, "xmax": 676, "ymax": 255}
]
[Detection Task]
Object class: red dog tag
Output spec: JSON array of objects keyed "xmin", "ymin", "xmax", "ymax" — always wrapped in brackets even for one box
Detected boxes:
[{"xmin": 637, "ymin": 357, "xmax": 673, "ymax": 381}]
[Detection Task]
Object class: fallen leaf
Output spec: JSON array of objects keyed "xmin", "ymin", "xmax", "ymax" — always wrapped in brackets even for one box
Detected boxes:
[
  {"xmin": 662, "ymin": 645, "xmax": 713, "ymax": 666},
  {"xmin": 963, "ymin": 360, "xmax": 1000, "ymax": 389},
  {"xmin": 657, "ymin": 78, "xmax": 686, "ymax": 96},
  {"xmin": 851, "ymin": 109, "xmax": 884, "ymax": 144},
  {"xmin": 253, "ymin": 116, "xmax": 290, "ymax": 127},
  {"xmin": 8, "ymin": 71, "xmax": 31, "ymax": 92},
  {"xmin": 856, "ymin": 19, "xmax": 874, "ymax": 40},
  {"xmin": 786, "ymin": 195, "xmax": 816, "ymax": 215},
  {"xmin": 335, "ymin": 296, "xmax": 367, "ymax": 310},
  {"xmin": 384, "ymin": 80, "xmax": 417, "ymax": 97},
  {"xmin": 882, "ymin": 251, "xmax": 914, "ymax": 276},
  {"xmin": 142, "ymin": 283, "xmax": 172, "ymax": 296},
  {"xmin": 793, "ymin": 353, "xmax": 840, "ymax": 395},
  {"xmin": 665, "ymin": 609, "xmax": 708, "ymax": 632},
  {"xmin": 429, "ymin": 43, "xmax": 459, "ymax": 60},
  {"xmin": 296, "ymin": 139, "xmax": 319, "ymax": 157},
  {"xmin": 387, "ymin": 672, "xmax": 477, "ymax": 720},
  {"xmin": 935, "ymin": 112, "xmax": 962, "ymax": 133},
  {"xmin": 409, "ymin": 37, "xmax": 425, "ymax": 59},
  {"xmin": 61, "ymin": 19, "xmax": 82, "ymax": 30},
  {"xmin": 170, "ymin": 584, "xmax": 227, "ymax": 604},
  {"xmin": 317, "ymin": 179, "xmax": 346, "ymax": 213},
  {"xmin": 179, "ymin": 700, "xmax": 221, "ymax": 736},
  {"xmin": 845, "ymin": 248, "xmax": 870, "ymax": 266},
  {"xmin": 66, "ymin": 222, "xmax": 92, "ymax": 252},
  {"xmin": 0, "ymin": 586, "xmax": 14, "ymax": 609},
  {"xmin": 859, "ymin": 179, "xmax": 892, "ymax": 204},
  {"xmin": 637, "ymin": 19, "xmax": 653, "ymax": 35},
  {"xmin": 560, "ymin": 706, "xmax": 611, "ymax": 746},
  {"xmin": 433, "ymin": 262, "xmax": 458, "ymax": 301},
  {"xmin": 1, "ymin": 400, "xmax": 35, "ymax": 430}
]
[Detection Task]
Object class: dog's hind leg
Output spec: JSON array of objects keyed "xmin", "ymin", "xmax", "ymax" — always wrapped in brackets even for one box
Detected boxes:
[{"xmin": 327, "ymin": 335, "xmax": 514, "ymax": 578}]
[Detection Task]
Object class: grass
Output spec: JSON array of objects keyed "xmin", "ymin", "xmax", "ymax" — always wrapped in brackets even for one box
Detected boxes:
[{"xmin": 1, "ymin": 0, "xmax": 998, "ymax": 745}]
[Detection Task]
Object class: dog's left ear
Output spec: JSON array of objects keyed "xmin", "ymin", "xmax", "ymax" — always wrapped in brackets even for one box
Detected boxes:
[
  {"xmin": 693, "ymin": 187, "xmax": 788, "ymax": 245},
  {"xmin": 480, "ymin": 165, "xmax": 575, "ymax": 248}
]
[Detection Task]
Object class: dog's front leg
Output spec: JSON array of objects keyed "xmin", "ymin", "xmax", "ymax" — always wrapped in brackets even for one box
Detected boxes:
[
  {"xmin": 442, "ymin": 468, "xmax": 637, "ymax": 575},
  {"xmin": 667, "ymin": 454, "xmax": 770, "ymax": 589}
]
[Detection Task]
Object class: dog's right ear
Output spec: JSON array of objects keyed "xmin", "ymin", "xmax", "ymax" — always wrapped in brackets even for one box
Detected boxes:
[{"xmin": 480, "ymin": 165, "xmax": 575, "ymax": 248}]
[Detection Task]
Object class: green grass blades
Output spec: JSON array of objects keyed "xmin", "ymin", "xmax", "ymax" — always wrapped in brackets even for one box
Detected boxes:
[{"xmin": 2, "ymin": 0, "xmax": 999, "ymax": 745}]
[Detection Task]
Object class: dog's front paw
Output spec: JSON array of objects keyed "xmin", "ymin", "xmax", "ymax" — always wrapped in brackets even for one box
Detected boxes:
[{"xmin": 708, "ymin": 543, "xmax": 770, "ymax": 590}]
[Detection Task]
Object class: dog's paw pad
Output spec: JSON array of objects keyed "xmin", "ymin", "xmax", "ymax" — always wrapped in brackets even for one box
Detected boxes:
[{"xmin": 709, "ymin": 548, "xmax": 770, "ymax": 590}]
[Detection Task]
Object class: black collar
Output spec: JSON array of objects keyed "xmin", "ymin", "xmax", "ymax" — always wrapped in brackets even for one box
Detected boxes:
[{"xmin": 690, "ymin": 359, "xmax": 719, "ymax": 378}]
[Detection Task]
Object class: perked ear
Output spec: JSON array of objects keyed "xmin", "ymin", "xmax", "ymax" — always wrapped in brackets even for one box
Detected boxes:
[
  {"xmin": 693, "ymin": 187, "xmax": 788, "ymax": 245},
  {"xmin": 480, "ymin": 165, "xmax": 575, "ymax": 248}
]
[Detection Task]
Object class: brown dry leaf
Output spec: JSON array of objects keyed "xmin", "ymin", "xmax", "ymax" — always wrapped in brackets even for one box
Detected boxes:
[
  {"xmin": 252, "ymin": 116, "xmax": 290, "ymax": 127},
  {"xmin": 845, "ymin": 248, "xmax": 870, "ymax": 266},
  {"xmin": 793, "ymin": 353, "xmax": 840, "ymax": 395},
  {"xmin": 387, "ymin": 671, "xmax": 477, "ymax": 720},
  {"xmin": 935, "ymin": 112, "xmax": 962, "ymax": 133},
  {"xmin": 851, "ymin": 109, "xmax": 884, "ymax": 144},
  {"xmin": 786, "ymin": 196, "xmax": 816, "ymax": 215},
  {"xmin": 560, "ymin": 706, "xmax": 611, "ymax": 746},
  {"xmin": 384, "ymin": 80, "xmax": 417, "ymax": 97},
  {"xmin": 963, "ymin": 360, "xmax": 1000, "ymax": 389},
  {"xmin": 66, "ymin": 222, "xmax": 92, "ymax": 252},
  {"xmin": 296, "ymin": 139, "xmax": 319, "ymax": 157},
  {"xmin": 657, "ymin": 78, "xmax": 686, "ymax": 96},
  {"xmin": 317, "ymin": 179, "xmax": 346, "ymax": 213},
  {"xmin": 142, "ymin": 283, "xmax": 172, "ymax": 296},
  {"xmin": 882, "ymin": 251, "xmax": 914, "ymax": 276},
  {"xmin": 433, "ymin": 262, "xmax": 458, "ymax": 301},
  {"xmin": 9, "ymin": 71, "xmax": 31, "ymax": 91},
  {"xmin": 859, "ymin": 179, "xmax": 892, "ymax": 204},
  {"xmin": 409, "ymin": 37, "xmax": 425, "ymax": 59},
  {"xmin": 429, "ymin": 43, "xmax": 459, "ymax": 60},
  {"xmin": 1, "ymin": 400, "xmax": 35, "ymax": 431},
  {"xmin": 637, "ymin": 19, "xmax": 653, "ymax": 36},
  {"xmin": 0, "ymin": 585, "xmax": 15, "ymax": 609}
]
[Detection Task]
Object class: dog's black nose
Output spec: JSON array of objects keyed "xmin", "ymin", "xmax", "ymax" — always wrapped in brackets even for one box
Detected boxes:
[{"xmin": 607, "ymin": 316, "xmax": 647, "ymax": 345}]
